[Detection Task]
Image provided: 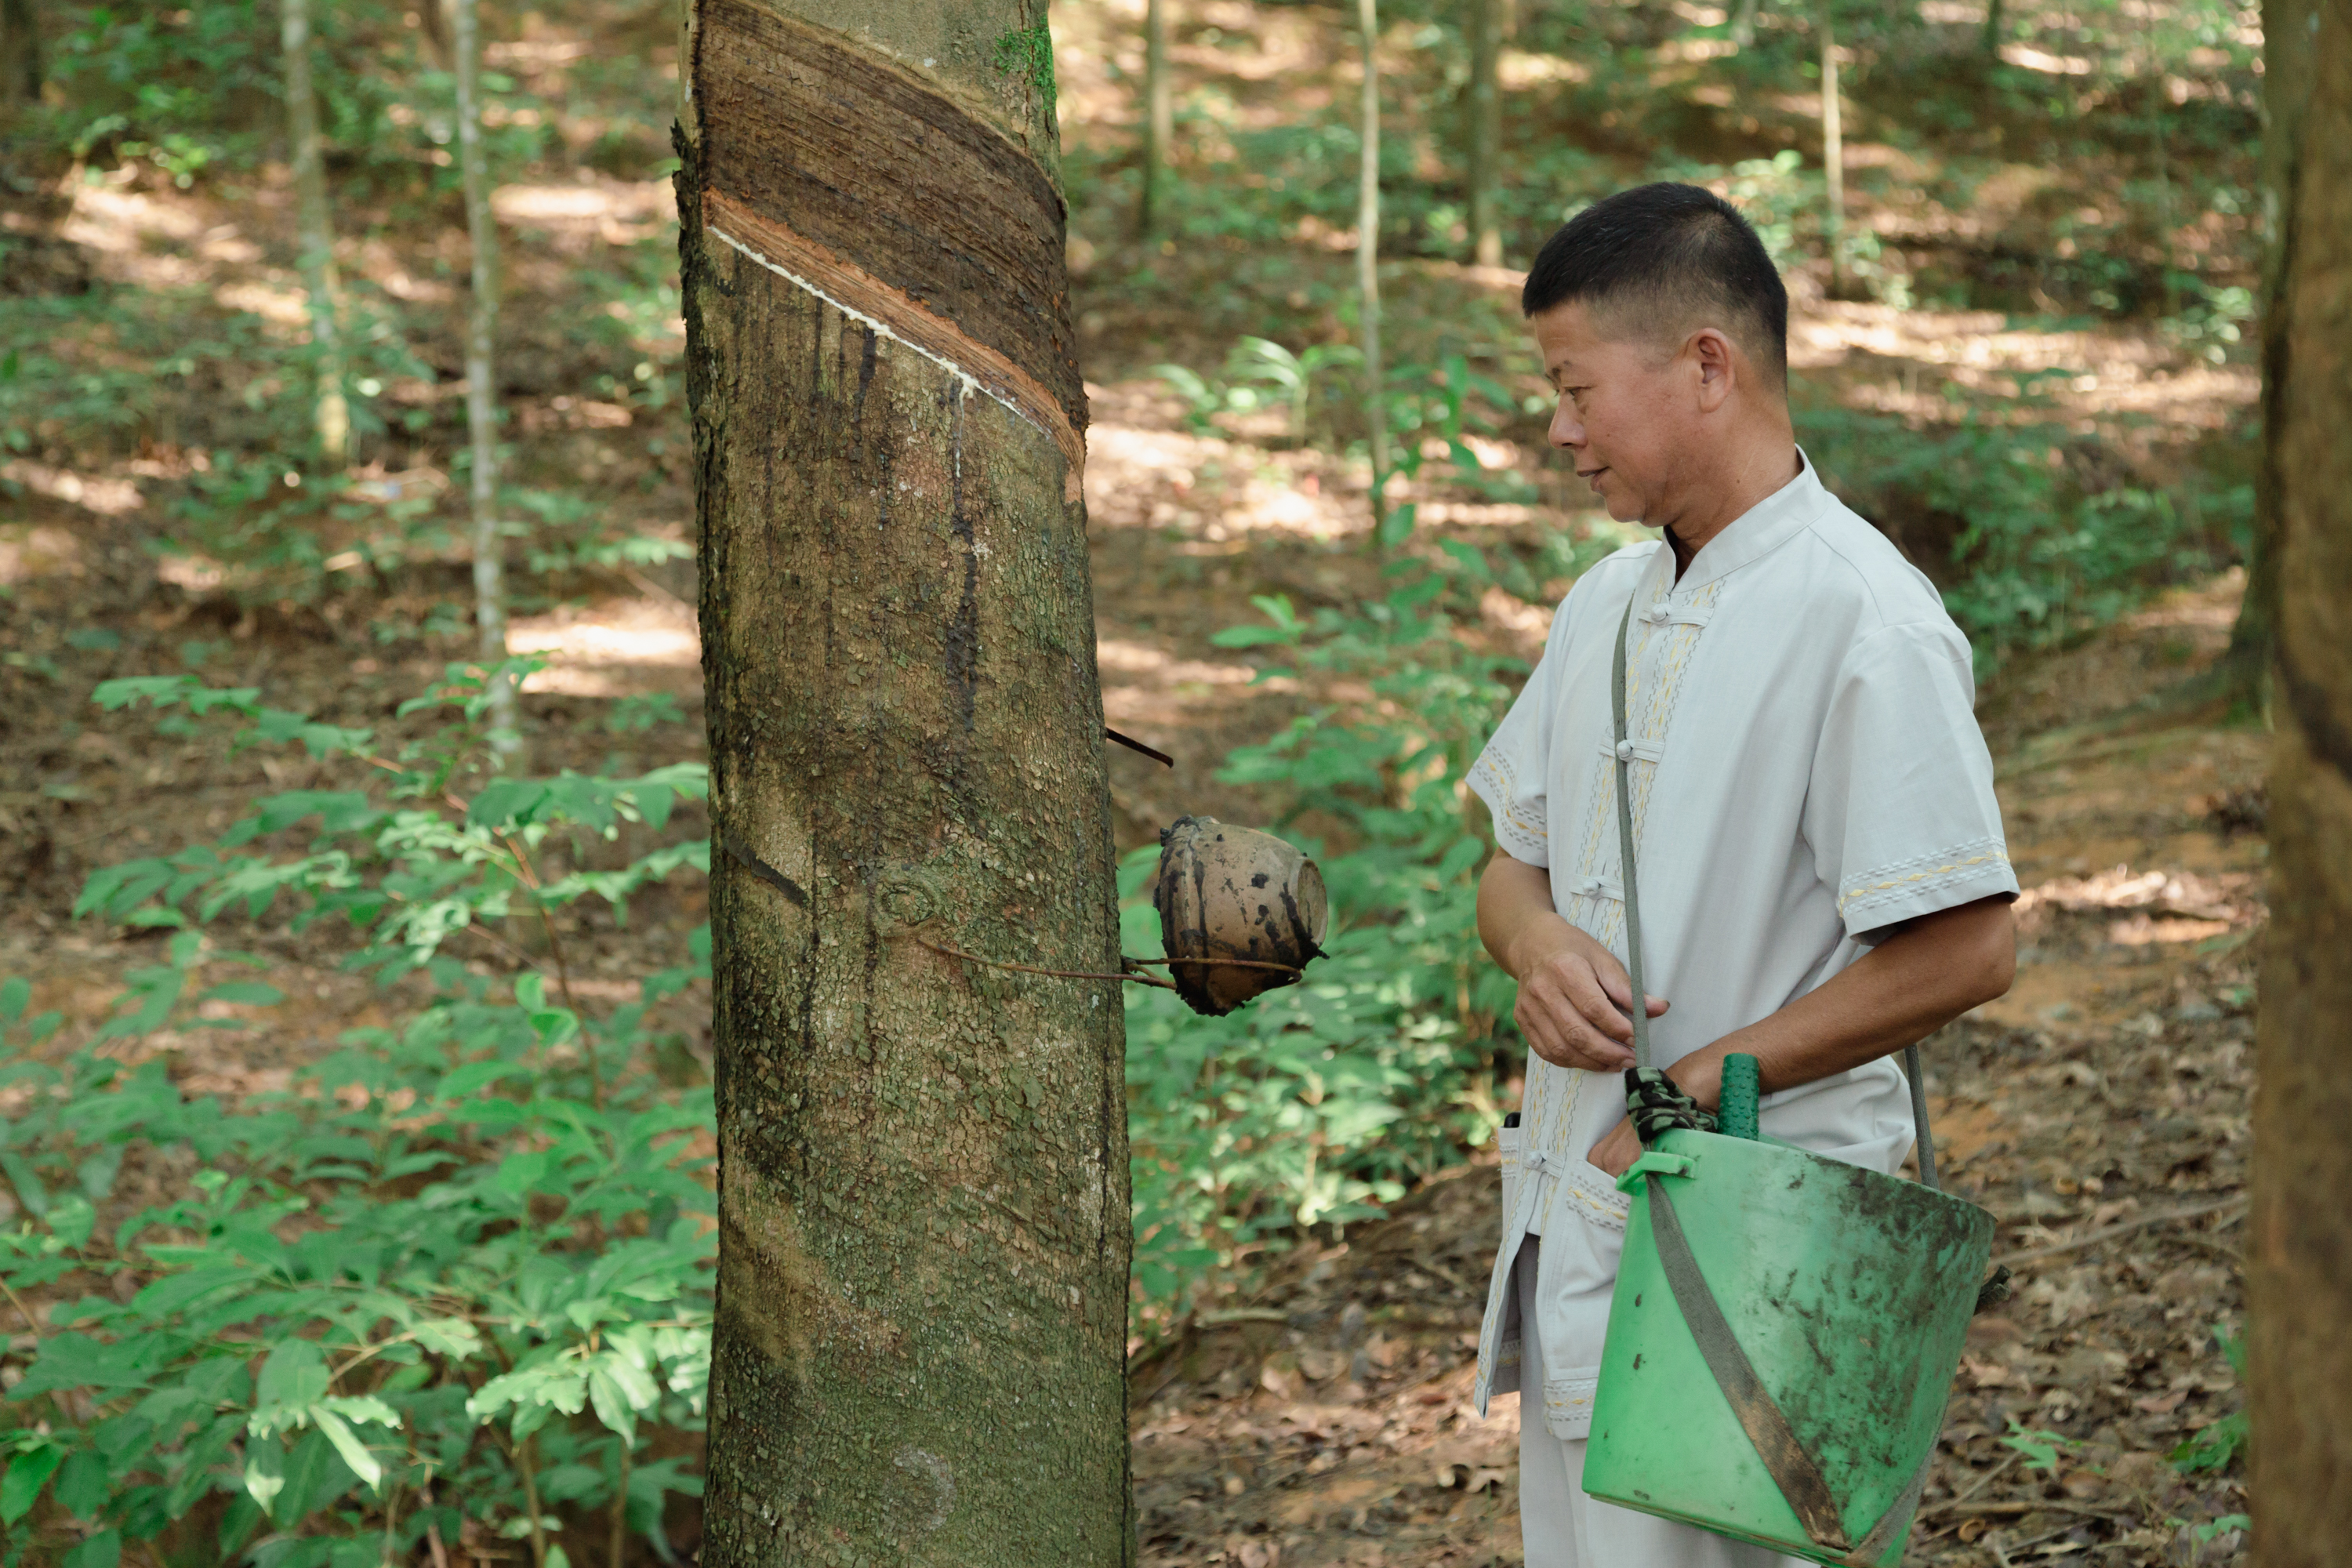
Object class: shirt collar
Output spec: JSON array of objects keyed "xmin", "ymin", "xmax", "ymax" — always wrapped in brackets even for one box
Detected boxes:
[{"xmin": 1668, "ymin": 446, "xmax": 1828, "ymax": 597}]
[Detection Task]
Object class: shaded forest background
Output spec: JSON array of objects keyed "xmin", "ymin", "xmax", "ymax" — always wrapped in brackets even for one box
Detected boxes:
[{"xmin": 0, "ymin": 0, "xmax": 2267, "ymax": 1562}]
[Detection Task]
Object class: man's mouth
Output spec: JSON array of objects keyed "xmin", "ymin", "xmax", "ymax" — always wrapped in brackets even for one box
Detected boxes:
[{"xmin": 1577, "ymin": 466, "xmax": 1608, "ymax": 485}]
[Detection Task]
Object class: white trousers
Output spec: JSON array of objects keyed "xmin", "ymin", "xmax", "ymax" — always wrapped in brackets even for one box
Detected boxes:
[{"xmin": 1515, "ymin": 1239, "xmax": 1810, "ymax": 1568}]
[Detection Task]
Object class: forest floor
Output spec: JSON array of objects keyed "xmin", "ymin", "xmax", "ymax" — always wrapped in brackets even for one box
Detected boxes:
[
  {"xmin": 0, "ymin": 4, "xmax": 2265, "ymax": 1560},
  {"xmin": 2, "ymin": 333, "xmax": 2264, "ymax": 1568}
]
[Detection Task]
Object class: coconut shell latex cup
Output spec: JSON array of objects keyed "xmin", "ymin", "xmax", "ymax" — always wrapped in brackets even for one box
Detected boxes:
[{"xmin": 1154, "ymin": 815, "xmax": 1327, "ymax": 1016}]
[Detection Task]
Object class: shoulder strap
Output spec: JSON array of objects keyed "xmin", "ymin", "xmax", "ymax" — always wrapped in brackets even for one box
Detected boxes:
[
  {"xmin": 1609, "ymin": 594, "xmax": 1651, "ymax": 1073},
  {"xmin": 1609, "ymin": 584, "xmax": 1943, "ymax": 1189}
]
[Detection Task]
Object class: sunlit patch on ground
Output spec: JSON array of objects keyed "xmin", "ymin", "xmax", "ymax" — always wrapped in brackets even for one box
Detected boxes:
[
  {"xmin": 1, "ymin": 461, "xmax": 144, "ymax": 517},
  {"xmin": 0, "ymin": 524, "xmax": 88, "ymax": 586},
  {"xmin": 492, "ymin": 176, "xmax": 676, "ymax": 251},
  {"xmin": 510, "ymin": 595, "xmax": 700, "ymax": 697}
]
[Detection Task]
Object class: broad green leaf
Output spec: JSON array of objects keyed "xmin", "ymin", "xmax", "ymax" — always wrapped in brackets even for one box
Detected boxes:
[
  {"xmin": 241, "ymin": 1436, "xmax": 285, "ymax": 1512},
  {"xmin": 53, "ymin": 1446, "xmax": 108, "ymax": 1519},
  {"xmin": 12, "ymin": 1332, "xmax": 156, "ymax": 1398},
  {"xmin": 309, "ymin": 1405, "xmax": 383, "ymax": 1492},
  {"xmin": 495, "ymin": 1149, "xmax": 554, "ymax": 1197},
  {"xmin": 437, "ymin": 1061, "xmax": 521, "ymax": 1100},
  {"xmin": 409, "ymin": 1317, "xmax": 485, "ymax": 1358},
  {"xmin": 319, "ymin": 1394, "xmax": 401, "ymax": 1428},
  {"xmin": 217, "ymin": 1494, "xmax": 266, "ymax": 1559},
  {"xmin": 0, "ymin": 1442, "xmax": 64, "ymax": 1525},
  {"xmin": 273, "ymin": 1425, "xmax": 357, "ymax": 1525},
  {"xmin": 60, "ymin": 1526, "xmax": 120, "ymax": 1568},
  {"xmin": 254, "ymin": 1339, "xmax": 330, "ymax": 1413},
  {"xmin": 0, "ymin": 1151, "xmax": 49, "ymax": 1217},
  {"xmin": 0, "ymin": 975, "xmax": 27, "ymax": 1023},
  {"xmin": 586, "ymin": 1367, "xmax": 636, "ymax": 1440},
  {"xmin": 200, "ymin": 981, "xmax": 285, "ymax": 1007},
  {"xmin": 45, "ymin": 1192, "xmax": 96, "ymax": 1250}
]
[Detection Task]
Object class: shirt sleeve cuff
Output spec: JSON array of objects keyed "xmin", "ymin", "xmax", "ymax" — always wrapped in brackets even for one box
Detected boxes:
[
  {"xmin": 1467, "ymin": 751, "xmax": 1548, "ymax": 868},
  {"xmin": 1837, "ymin": 837, "xmax": 2019, "ymax": 938}
]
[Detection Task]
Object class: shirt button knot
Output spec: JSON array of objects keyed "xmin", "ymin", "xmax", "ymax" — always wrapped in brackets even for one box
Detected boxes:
[
  {"xmin": 1614, "ymin": 739, "xmax": 1637, "ymax": 761},
  {"xmin": 1646, "ymin": 606, "xmax": 1671, "ymax": 624}
]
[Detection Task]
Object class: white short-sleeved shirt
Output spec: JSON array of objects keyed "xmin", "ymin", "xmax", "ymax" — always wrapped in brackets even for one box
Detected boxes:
[{"xmin": 1467, "ymin": 452, "xmax": 2018, "ymax": 1438}]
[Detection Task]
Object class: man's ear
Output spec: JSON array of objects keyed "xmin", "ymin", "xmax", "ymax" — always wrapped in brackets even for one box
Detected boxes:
[{"xmin": 1690, "ymin": 328, "xmax": 1737, "ymax": 413}]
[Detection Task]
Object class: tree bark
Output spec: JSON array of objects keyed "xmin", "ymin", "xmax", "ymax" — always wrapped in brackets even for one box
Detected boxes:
[
  {"xmin": 1138, "ymin": 0, "xmax": 1171, "ymax": 236},
  {"xmin": 2220, "ymin": 0, "xmax": 2318, "ymax": 698},
  {"xmin": 453, "ymin": 0, "xmax": 519, "ymax": 757},
  {"xmin": 1465, "ymin": 0, "xmax": 1501, "ymax": 267},
  {"xmin": 677, "ymin": 1, "xmax": 1134, "ymax": 1561},
  {"xmin": 1820, "ymin": 1, "xmax": 1846, "ymax": 299},
  {"xmin": 2, "ymin": 0, "xmax": 39, "ymax": 106},
  {"xmin": 1358, "ymin": 0, "xmax": 1391, "ymax": 546},
  {"xmin": 2250, "ymin": 1, "xmax": 2352, "ymax": 1561},
  {"xmin": 280, "ymin": 0, "xmax": 349, "ymax": 465}
]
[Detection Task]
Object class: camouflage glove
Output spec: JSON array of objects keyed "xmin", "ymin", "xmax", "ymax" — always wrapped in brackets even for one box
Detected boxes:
[{"xmin": 1624, "ymin": 1066, "xmax": 1716, "ymax": 1146}]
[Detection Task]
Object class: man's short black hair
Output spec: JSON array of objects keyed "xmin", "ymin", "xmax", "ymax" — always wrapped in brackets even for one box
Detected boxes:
[{"xmin": 1521, "ymin": 183, "xmax": 1789, "ymax": 391}]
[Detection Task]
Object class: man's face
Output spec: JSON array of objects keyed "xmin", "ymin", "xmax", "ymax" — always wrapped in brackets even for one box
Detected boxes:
[{"xmin": 1528, "ymin": 299, "xmax": 1694, "ymax": 526}]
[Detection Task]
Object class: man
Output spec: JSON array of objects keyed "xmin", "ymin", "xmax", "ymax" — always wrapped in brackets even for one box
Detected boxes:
[{"xmin": 1466, "ymin": 183, "xmax": 2020, "ymax": 1567}]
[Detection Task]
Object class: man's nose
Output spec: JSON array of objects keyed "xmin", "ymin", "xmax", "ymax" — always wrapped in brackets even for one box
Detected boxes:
[{"xmin": 1548, "ymin": 403, "xmax": 1584, "ymax": 449}]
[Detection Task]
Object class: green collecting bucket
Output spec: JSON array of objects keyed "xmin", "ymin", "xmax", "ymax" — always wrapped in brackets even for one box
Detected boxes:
[{"xmin": 1582, "ymin": 1127, "xmax": 1994, "ymax": 1566}]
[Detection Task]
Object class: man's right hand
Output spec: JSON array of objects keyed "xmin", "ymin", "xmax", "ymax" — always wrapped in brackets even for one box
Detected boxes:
[{"xmin": 1477, "ymin": 854, "xmax": 1668, "ymax": 1072}]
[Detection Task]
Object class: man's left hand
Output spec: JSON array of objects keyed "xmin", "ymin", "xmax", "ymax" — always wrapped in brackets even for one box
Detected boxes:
[{"xmin": 1587, "ymin": 1114, "xmax": 1642, "ymax": 1179}]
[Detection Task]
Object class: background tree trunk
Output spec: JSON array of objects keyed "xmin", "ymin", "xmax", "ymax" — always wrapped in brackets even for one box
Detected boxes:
[
  {"xmin": 2, "ymin": 0, "xmax": 39, "ymax": 106},
  {"xmin": 2250, "ymin": 1, "xmax": 2352, "ymax": 1560},
  {"xmin": 677, "ymin": 0, "xmax": 1134, "ymax": 1559},
  {"xmin": 1358, "ymin": 0, "xmax": 1390, "ymax": 546},
  {"xmin": 454, "ymin": 0, "xmax": 519, "ymax": 757},
  {"xmin": 1464, "ymin": 0, "xmax": 1500, "ymax": 267},
  {"xmin": 1731, "ymin": 0, "xmax": 1760, "ymax": 49},
  {"xmin": 280, "ymin": 0, "xmax": 349, "ymax": 465},
  {"xmin": 1820, "ymin": 1, "xmax": 1846, "ymax": 299},
  {"xmin": 2219, "ymin": 0, "xmax": 2318, "ymax": 699},
  {"xmin": 1138, "ymin": 0, "xmax": 1170, "ymax": 236}
]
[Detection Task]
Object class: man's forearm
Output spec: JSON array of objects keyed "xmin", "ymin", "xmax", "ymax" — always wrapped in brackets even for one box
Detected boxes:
[
  {"xmin": 1478, "ymin": 852, "xmax": 1572, "ymax": 978},
  {"xmin": 1669, "ymin": 896, "xmax": 2016, "ymax": 1108}
]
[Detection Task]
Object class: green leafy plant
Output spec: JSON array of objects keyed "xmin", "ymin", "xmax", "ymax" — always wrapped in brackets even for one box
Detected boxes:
[
  {"xmin": 1125, "ymin": 549, "xmax": 1531, "ymax": 1320},
  {"xmin": 2, "ymin": 662, "xmax": 714, "ymax": 1564},
  {"xmin": 2170, "ymin": 1323, "xmax": 2249, "ymax": 1475},
  {"xmin": 1998, "ymin": 1416, "xmax": 2082, "ymax": 1476}
]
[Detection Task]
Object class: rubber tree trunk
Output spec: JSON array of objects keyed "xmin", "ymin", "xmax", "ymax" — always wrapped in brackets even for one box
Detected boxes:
[
  {"xmin": 1138, "ymin": 0, "xmax": 1171, "ymax": 236},
  {"xmin": 676, "ymin": 1, "xmax": 1134, "ymax": 1560},
  {"xmin": 1820, "ymin": 2, "xmax": 1845, "ymax": 298},
  {"xmin": 453, "ymin": 0, "xmax": 519, "ymax": 757},
  {"xmin": 280, "ymin": 0, "xmax": 348, "ymax": 465},
  {"xmin": 2220, "ymin": 0, "xmax": 2318, "ymax": 698},
  {"xmin": 2251, "ymin": 4, "xmax": 2352, "ymax": 1560},
  {"xmin": 1357, "ymin": 0, "xmax": 1390, "ymax": 546},
  {"xmin": 1465, "ymin": 0, "xmax": 1500, "ymax": 267}
]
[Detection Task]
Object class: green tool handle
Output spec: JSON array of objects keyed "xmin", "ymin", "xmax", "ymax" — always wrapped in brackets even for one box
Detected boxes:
[{"xmin": 1718, "ymin": 1053, "xmax": 1761, "ymax": 1141}]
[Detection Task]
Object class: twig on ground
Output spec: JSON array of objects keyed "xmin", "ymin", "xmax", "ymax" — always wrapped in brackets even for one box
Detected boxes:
[{"xmin": 1994, "ymin": 1194, "xmax": 2245, "ymax": 1268}]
